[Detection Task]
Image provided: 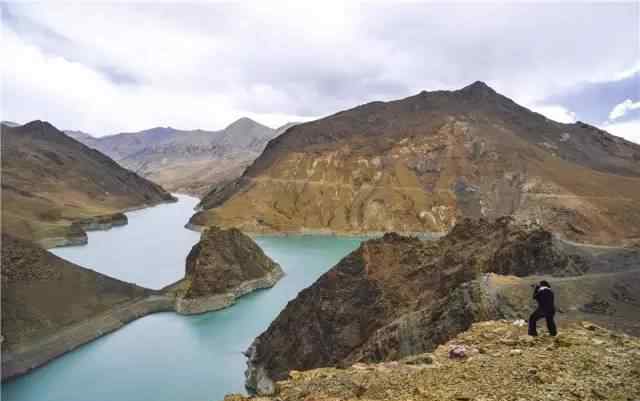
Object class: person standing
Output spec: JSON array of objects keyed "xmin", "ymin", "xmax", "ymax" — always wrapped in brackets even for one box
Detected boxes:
[{"xmin": 528, "ymin": 280, "xmax": 557, "ymax": 336}]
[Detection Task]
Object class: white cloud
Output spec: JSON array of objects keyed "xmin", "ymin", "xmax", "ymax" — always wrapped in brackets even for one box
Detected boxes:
[
  {"xmin": 602, "ymin": 119, "xmax": 640, "ymax": 145},
  {"xmin": 529, "ymin": 105, "xmax": 577, "ymax": 124},
  {"xmin": 2, "ymin": 2, "xmax": 639, "ymax": 135},
  {"xmin": 0, "ymin": 23, "xmax": 310, "ymax": 135},
  {"xmin": 608, "ymin": 99, "xmax": 640, "ymax": 121},
  {"xmin": 610, "ymin": 61, "xmax": 640, "ymax": 82}
]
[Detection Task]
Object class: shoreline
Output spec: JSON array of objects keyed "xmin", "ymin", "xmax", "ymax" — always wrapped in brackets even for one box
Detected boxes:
[
  {"xmin": 38, "ymin": 196, "xmax": 179, "ymax": 250},
  {"xmin": 1, "ymin": 294, "xmax": 175, "ymax": 382},
  {"xmin": 186, "ymin": 222, "xmax": 640, "ymax": 248},
  {"xmin": 184, "ymin": 222, "xmax": 447, "ymax": 240},
  {"xmin": 175, "ymin": 264, "xmax": 285, "ymax": 315},
  {"xmin": 2, "ymin": 262, "xmax": 286, "ymax": 382}
]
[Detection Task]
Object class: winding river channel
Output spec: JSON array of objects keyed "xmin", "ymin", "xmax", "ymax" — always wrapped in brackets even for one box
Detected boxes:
[{"xmin": 2, "ymin": 195, "xmax": 366, "ymax": 401}]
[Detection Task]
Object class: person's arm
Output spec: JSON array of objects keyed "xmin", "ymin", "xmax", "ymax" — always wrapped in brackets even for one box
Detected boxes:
[{"xmin": 532, "ymin": 285, "xmax": 540, "ymax": 300}]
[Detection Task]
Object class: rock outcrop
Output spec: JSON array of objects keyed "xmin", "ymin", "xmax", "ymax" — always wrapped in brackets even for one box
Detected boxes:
[
  {"xmin": 243, "ymin": 217, "xmax": 640, "ymax": 393},
  {"xmin": 191, "ymin": 82, "xmax": 640, "ymax": 244},
  {"xmin": 174, "ymin": 227, "xmax": 284, "ymax": 315},
  {"xmin": 1, "ymin": 120, "xmax": 175, "ymax": 247},
  {"xmin": 226, "ymin": 320, "xmax": 640, "ymax": 401}
]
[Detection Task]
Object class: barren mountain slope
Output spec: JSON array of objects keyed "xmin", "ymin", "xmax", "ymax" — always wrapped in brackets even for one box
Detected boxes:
[
  {"xmin": 191, "ymin": 82, "xmax": 640, "ymax": 244},
  {"xmin": 69, "ymin": 118, "xmax": 282, "ymax": 197},
  {"xmin": 1, "ymin": 121, "xmax": 175, "ymax": 247}
]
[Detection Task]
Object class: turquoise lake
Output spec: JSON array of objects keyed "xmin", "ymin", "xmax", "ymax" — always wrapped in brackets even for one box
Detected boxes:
[{"xmin": 2, "ymin": 195, "xmax": 366, "ymax": 401}]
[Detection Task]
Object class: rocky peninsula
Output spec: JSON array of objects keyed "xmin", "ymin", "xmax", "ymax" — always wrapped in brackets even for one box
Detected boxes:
[
  {"xmin": 0, "ymin": 234, "xmax": 163, "ymax": 380},
  {"xmin": 243, "ymin": 217, "xmax": 640, "ymax": 394},
  {"xmin": 174, "ymin": 227, "xmax": 284, "ymax": 314},
  {"xmin": 1, "ymin": 226, "xmax": 284, "ymax": 381}
]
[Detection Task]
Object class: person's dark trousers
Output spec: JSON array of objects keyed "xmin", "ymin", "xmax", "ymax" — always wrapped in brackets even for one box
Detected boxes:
[{"xmin": 528, "ymin": 309, "xmax": 557, "ymax": 336}]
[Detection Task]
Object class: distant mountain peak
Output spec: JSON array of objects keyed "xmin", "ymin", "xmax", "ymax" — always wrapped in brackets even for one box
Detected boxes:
[
  {"xmin": 225, "ymin": 117, "xmax": 261, "ymax": 130},
  {"xmin": 21, "ymin": 120, "xmax": 58, "ymax": 132},
  {"xmin": 459, "ymin": 80, "xmax": 496, "ymax": 95}
]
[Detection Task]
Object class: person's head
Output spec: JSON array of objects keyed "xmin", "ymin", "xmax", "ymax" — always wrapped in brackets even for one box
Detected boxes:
[{"xmin": 540, "ymin": 280, "xmax": 551, "ymax": 288}]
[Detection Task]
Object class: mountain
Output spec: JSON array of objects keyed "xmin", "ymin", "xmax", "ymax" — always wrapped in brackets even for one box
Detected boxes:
[
  {"xmin": 68, "ymin": 118, "xmax": 283, "ymax": 197},
  {"xmin": 190, "ymin": 82, "xmax": 640, "ymax": 245},
  {"xmin": 242, "ymin": 218, "xmax": 640, "ymax": 394},
  {"xmin": 1, "ymin": 234, "xmax": 153, "ymax": 379},
  {"xmin": 226, "ymin": 320, "xmax": 640, "ymax": 401},
  {"xmin": 1, "ymin": 120, "xmax": 175, "ymax": 247},
  {"xmin": 1, "ymin": 121, "xmax": 21, "ymax": 127}
]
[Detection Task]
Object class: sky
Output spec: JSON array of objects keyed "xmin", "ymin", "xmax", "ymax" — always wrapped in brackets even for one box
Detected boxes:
[{"xmin": 1, "ymin": 2, "xmax": 639, "ymax": 143}]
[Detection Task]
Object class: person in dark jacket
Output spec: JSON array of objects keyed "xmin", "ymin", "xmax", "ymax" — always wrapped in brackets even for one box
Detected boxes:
[{"xmin": 528, "ymin": 280, "xmax": 557, "ymax": 336}]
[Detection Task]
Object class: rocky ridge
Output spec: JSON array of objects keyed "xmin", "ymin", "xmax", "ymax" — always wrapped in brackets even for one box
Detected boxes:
[
  {"xmin": 192, "ymin": 82, "xmax": 640, "ymax": 244},
  {"xmin": 225, "ymin": 320, "xmax": 640, "ymax": 401},
  {"xmin": 173, "ymin": 227, "xmax": 284, "ymax": 315},
  {"xmin": 243, "ymin": 217, "xmax": 640, "ymax": 393}
]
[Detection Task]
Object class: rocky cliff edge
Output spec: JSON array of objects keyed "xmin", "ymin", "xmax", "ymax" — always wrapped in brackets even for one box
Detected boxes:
[{"xmin": 225, "ymin": 320, "xmax": 640, "ymax": 400}]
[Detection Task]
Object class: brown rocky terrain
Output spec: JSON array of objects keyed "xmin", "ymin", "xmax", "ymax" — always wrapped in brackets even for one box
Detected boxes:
[
  {"xmin": 191, "ymin": 82, "xmax": 640, "ymax": 245},
  {"xmin": 1, "ymin": 120, "xmax": 175, "ymax": 247},
  {"xmin": 243, "ymin": 217, "xmax": 640, "ymax": 394},
  {"xmin": 67, "ymin": 118, "xmax": 292, "ymax": 197},
  {"xmin": 173, "ymin": 227, "xmax": 284, "ymax": 314},
  {"xmin": 225, "ymin": 320, "xmax": 640, "ymax": 401},
  {"xmin": 0, "ymin": 234, "xmax": 156, "ymax": 379}
]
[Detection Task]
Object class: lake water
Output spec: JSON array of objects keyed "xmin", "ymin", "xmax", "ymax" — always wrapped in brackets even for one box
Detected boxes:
[
  {"xmin": 51, "ymin": 194, "xmax": 203, "ymax": 290},
  {"xmin": 2, "ymin": 195, "xmax": 366, "ymax": 401}
]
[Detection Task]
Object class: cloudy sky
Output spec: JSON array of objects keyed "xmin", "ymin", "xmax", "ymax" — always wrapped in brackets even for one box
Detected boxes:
[{"xmin": 1, "ymin": 2, "xmax": 638, "ymax": 143}]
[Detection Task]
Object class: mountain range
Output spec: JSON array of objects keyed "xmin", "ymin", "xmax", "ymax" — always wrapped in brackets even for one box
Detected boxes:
[
  {"xmin": 67, "ymin": 118, "xmax": 294, "ymax": 196},
  {"xmin": 190, "ymin": 82, "xmax": 640, "ymax": 245}
]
